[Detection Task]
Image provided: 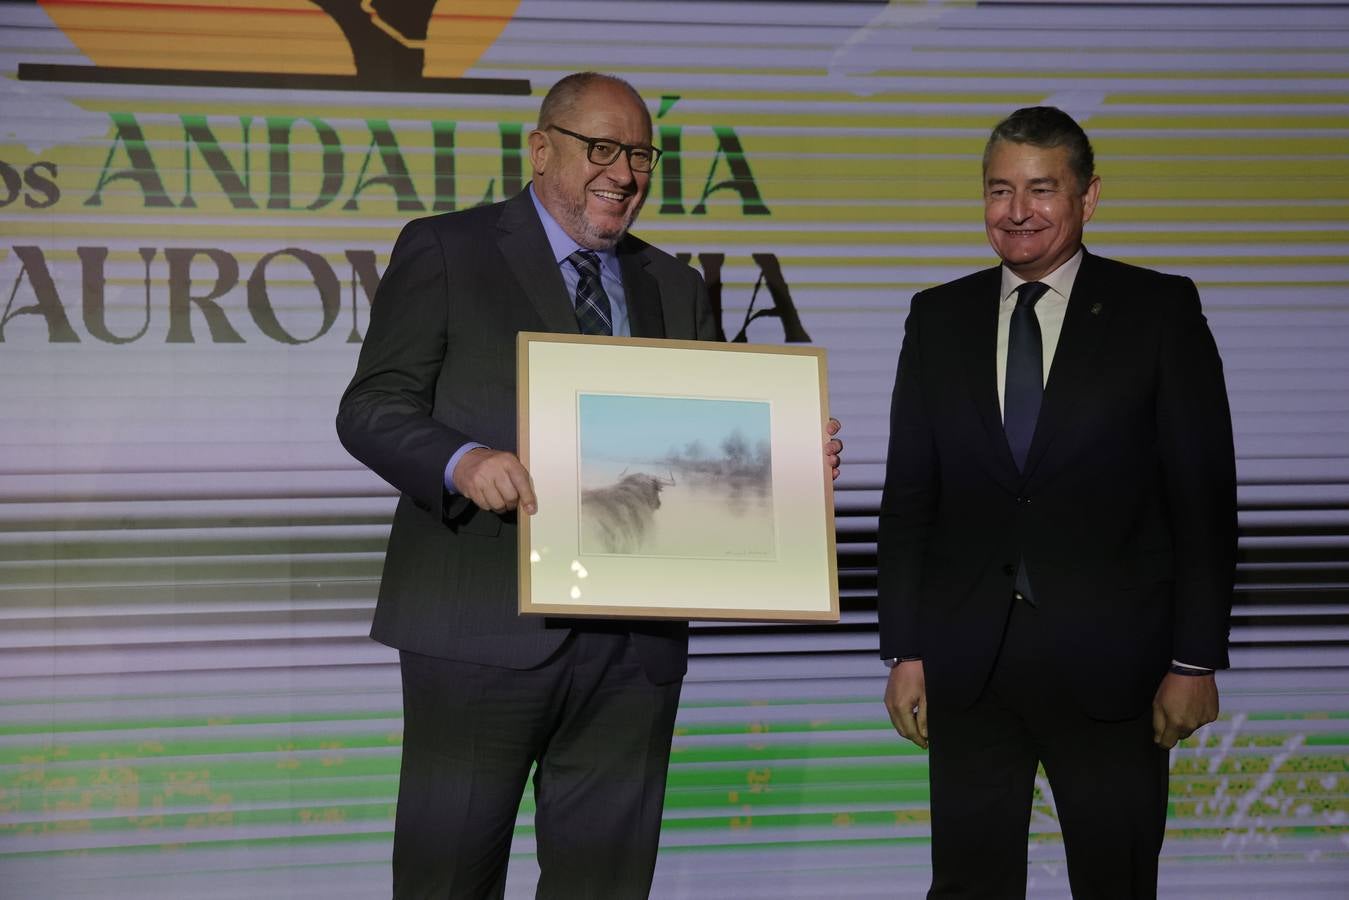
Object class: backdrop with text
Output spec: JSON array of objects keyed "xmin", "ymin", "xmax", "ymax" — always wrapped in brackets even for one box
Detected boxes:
[{"xmin": 2, "ymin": 1, "xmax": 1347, "ymax": 897}]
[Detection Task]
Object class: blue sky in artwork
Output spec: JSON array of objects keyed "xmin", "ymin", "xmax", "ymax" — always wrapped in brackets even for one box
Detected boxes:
[{"xmin": 579, "ymin": 393, "xmax": 770, "ymax": 462}]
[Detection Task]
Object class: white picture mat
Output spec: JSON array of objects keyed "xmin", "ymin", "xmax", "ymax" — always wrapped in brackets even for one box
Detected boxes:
[{"xmin": 521, "ymin": 335, "xmax": 836, "ymax": 620}]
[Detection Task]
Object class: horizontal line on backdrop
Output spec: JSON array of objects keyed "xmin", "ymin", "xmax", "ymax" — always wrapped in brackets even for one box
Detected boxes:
[{"xmin": 16, "ymin": 64, "xmax": 533, "ymax": 96}]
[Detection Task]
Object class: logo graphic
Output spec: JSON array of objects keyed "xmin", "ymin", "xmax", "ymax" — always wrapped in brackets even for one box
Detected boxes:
[{"xmin": 25, "ymin": 0, "xmax": 526, "ymax": 93}]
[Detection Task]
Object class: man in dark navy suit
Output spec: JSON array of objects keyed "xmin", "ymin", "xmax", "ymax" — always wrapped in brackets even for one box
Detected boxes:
[{"xmin": 878, "ymin": 107, "xmax": 1236, "ymax": 898}]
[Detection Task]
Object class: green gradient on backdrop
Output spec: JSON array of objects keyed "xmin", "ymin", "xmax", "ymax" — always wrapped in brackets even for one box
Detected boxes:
[{"xmin": 5, "ymin": 704, "xmax": 1347, "ymax": 856}]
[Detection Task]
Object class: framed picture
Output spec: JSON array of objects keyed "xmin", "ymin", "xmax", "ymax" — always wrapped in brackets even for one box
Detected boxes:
[{"xmin": 517, "ymin": 332, "xmax": 838, "ymax": 622}]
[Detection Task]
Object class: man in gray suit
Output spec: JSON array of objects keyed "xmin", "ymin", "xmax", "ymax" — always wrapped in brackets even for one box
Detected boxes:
[{"xmin": 339, "ymin": 72, "xmax": 841, "ymax": 898}]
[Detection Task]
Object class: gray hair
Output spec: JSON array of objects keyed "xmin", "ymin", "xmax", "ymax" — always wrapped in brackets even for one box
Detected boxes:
[{"xmin": 537, "ymin": 72, "xmax": 650, "ymax": 133}]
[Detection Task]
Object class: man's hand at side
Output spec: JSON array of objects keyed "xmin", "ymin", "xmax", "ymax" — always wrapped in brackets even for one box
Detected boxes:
[
  {"xmin": 884, "ymin": 659, "xmax": 928, "ymax": 750},
  {"xmin": 453, "ymin": 448, "xmax": 537, "ymax": 515},
  {"xmin": 1152, "ymin": 671, "xmax": 1219, "ymax": 749}
]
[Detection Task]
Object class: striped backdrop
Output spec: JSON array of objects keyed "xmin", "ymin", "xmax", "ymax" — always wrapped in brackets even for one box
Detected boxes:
[{"xmin": 1, "ymin": 1, "xmax": 1346, "ymax": 897}]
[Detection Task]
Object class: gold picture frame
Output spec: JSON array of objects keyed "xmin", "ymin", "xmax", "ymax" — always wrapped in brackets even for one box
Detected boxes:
[{"xmin": 517, "ymin": 332, "xmax": 838, "ymax": 622}]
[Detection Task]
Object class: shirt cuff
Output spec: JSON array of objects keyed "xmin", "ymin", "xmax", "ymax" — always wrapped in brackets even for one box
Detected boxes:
[
  {"xmin": 444, "ymin": 442, "xmax": 489, "ymax": 494},
  {"xmin": 1169, "ymin": 660, "xmax": 1214, "ymax": 675}
]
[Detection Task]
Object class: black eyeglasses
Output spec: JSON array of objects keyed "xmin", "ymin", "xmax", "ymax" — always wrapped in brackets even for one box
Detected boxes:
[{"xmin": 548, "ymin": 125, "xmax": 662, "ymax": 173}]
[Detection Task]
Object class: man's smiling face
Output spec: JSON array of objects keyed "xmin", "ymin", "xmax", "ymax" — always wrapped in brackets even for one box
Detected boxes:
[
  {"xmin": 983, "ymin": 139, "xmax": 1100, "ymax": 281},
  {"xmin": 530, "ymin": 80, "xmax": 652, "ymax": 251}
]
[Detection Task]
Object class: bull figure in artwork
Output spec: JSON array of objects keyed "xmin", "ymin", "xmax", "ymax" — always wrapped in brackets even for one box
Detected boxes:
[{"xmin": 581, "ymin": 471, "xmax": 676, "ymax": 554}]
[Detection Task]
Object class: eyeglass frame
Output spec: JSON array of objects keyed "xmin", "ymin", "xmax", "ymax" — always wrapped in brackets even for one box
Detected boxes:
[{"xmin": 546, "ymin": 125, "xmax": 663, "ymax": 173}]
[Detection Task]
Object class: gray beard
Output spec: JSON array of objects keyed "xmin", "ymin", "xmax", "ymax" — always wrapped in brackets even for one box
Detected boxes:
[{"xmin": 552, "ymin": 187, "xmax": 645, "ymax": 251}]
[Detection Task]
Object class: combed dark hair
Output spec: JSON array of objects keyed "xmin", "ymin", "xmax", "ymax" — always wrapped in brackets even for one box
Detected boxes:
[
  {"xmin": 537, "ymin": 72, "xmax": 650, "ymax": 133},
  {"xmin": 983, "ymin": 106, "xmax": 1095, "ymax": 193}
]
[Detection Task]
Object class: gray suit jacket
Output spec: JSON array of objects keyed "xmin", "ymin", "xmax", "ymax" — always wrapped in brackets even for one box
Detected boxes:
[{"xmin": 337, "ymin": 189, "xmax": 717, "ymax": 683}]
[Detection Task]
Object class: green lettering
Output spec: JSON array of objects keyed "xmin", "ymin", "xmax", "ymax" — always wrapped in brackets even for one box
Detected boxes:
[
  {"xmin": 267, "ymin": 116, "xmax": 344, "ymax": 211},
  {"xmin": 657, "ymin": 96, "xmax": 684, "ymax": 215},
  {"xmin": 344, "ymin": 120, "xmax": 424, "ymax": 212},
  {"xmin": 180, "ymin": 115, "xmax": 256, "ymax": 209},
  {"xmin": 432, "ymin": 121, "xmax": 456, "ymax": 212},
  {"xmin": 692, "ymin": 126, "xmax": 770, "ymax": 216},
  {"xmin": 85, "ymin": 113, "xmax": 173, "ymax": 208}
]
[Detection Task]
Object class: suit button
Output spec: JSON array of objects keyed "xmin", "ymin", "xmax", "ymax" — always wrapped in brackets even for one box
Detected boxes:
[
  {"xmin": 1002, "ymin": 564, "xmax": 1016, "ymax": 576},
  {"xmin": 1015, "ymin": 496, "xmax": 1030, "ymax": 505}
]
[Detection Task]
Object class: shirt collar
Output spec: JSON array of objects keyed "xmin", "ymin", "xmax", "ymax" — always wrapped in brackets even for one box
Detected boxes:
[
  {"xmin": 528, "ymin": 183, "xmax": 621, "ymax": 278},
  {"xmin": 999, "ymin": 247, "xmax": 1084, "ymax": 305}
]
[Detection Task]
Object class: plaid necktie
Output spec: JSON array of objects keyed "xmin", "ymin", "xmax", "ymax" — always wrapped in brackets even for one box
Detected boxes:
[
  {"xmin": 566, "ymin": 250, "xmax": 613, "ymax": 336},
  {"xmin": 1003, "ymin": 281, "xmax": 1050, "ymax": 471}
]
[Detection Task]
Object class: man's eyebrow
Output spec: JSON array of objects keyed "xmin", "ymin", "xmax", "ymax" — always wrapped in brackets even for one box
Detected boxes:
[{"xmin": 985, "ymin": 175, "xmax": 1062, "ymax": 187}]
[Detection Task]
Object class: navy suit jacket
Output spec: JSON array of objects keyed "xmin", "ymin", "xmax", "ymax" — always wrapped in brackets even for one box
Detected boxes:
[
  {"xmin": 877, "ymin": 251, "xmax": 1237, "ymax": 718},
  {"xmin": 337, "ymin": 189, "xmax": 717, "ymax": 684}
]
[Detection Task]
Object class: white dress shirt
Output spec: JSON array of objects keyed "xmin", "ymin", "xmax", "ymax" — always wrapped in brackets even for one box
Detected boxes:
[{"xmin": 995, "ymin": 249, "xmax": 1082, "ymax": 420}]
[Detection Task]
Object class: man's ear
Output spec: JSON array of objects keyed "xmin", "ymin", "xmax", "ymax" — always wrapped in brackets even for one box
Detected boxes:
[
  {"xmin": 528, "ymin": 129, "xmax": 550, "ymax": 176},
  {"xmin": 1081, "ymin": 175, "xmax": 1102, "ymax": 224}
]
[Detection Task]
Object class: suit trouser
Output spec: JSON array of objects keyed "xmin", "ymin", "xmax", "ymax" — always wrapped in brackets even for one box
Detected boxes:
[
  {"xmin": 393, "ymin": 630, "xmax": 682, "ymax": 900},
  {"xmin": 926, "ymin": 597, "xmax": 1170, "ymax": 900}
]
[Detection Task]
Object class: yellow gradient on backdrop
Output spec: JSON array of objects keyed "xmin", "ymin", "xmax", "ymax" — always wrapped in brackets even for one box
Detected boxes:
[
  {"xmin": 37, "ymin": 0, "xmax": 521, "ymax": 78},
  {"xmin": 424, "ymin": 0, "xmax": 522, "ymax": 78}
]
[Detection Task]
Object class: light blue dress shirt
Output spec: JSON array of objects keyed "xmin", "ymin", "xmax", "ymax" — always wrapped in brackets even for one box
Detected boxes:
[
  {"xmin": 444, "ymin": 184, "xmax": 631, "ymax": 492},
  {"xmin": 527, "ymin": 184, "xmax": 630, "ymax": 338}
]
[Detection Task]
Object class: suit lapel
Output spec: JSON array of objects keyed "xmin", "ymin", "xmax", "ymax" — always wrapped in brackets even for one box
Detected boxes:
[
  {"xmin": 495, "ymin": 190, "xmax": 580, "ymax": 335},
  {"xmin": 1021, "ymin": 250, "xmax": 1114, "ymax": 480},
  {"xmin": 958, "ymin": 268, "xmax": 1022, "ymax": 488},
  {"xmin": 618, "ymin": 239, "xmax": 666, "ymax": 339}
]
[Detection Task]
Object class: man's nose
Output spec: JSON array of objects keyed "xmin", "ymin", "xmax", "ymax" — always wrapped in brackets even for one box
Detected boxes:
[
  {"xmin": 1008, "ymin": 191, "xmax": 1032, "ymax": 221},
  {"xmin": 606, "ymin": 150, "xmax": 637, "ymax": 184}
]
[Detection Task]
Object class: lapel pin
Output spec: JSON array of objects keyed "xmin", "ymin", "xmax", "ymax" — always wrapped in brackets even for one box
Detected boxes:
[{"xmin": 1090, "ymin": 302, "xmax": 1103, "ymax": 316}]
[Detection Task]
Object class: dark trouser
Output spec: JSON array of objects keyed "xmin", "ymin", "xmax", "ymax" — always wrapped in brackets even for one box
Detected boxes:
[
  {"xmin": 393, "ymin": 630, "xmax": 683, "ymax": 900},
  {"xmin": 927, "ymin": 598, "xmax": 1170, "ymax": 899}
]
